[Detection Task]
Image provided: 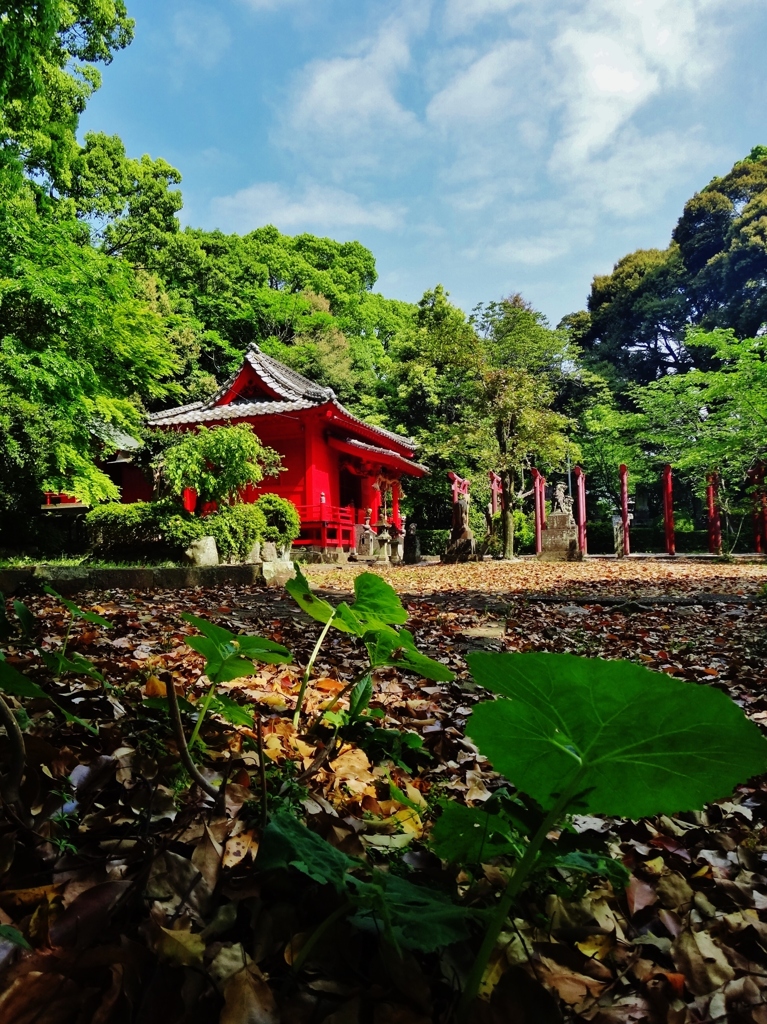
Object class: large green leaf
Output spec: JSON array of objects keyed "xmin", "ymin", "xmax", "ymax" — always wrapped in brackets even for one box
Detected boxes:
[
  {"xmin": 367, "ymin": 628, "xmax": 454, "ymax": 682},
  {"xmin": 43, "ymin": 587, "xmax": 113, "ymax": 627},
  {"xmin": 429, "ymin": 800, "xmax": 522, "ymax": 865},
  {"xmin": 351, "ymin": 573, "xmax": 408, "ymax": 627},
  {"xmin": 285, "ymin": 566, "xmax": 356, "ymax": 631},
  {"xmin": 467, "ymin": 652, "xmax": 767, "ymax": 818},
  {"xmin": 0, "ymin": 659, "xmax": 50, "ymax": 700},
  {"xmin": 348, "ymin": 873, "xmax": 472, "ymax": 952},
  {"xmin": 257, "ymin": 810, "xmax": 356, "ymax": 888}
]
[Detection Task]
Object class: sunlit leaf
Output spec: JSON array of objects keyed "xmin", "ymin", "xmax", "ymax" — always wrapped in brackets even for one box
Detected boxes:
[
  {"xmin": 366, "ymin": 628, "xmax": 454, "ymax": 682},
  {"xmin": 467, "ymin": 652, "xmax": 767, "ymax": 818}
]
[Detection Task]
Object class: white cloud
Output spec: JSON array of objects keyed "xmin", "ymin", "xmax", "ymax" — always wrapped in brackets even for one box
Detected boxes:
[
  {"xmin": 426, "ymin": 40, "xmax": 537, "ymax": 127},
  {"xmin": 442, "ymin": 0, "xmax": 528, "ymax": 36},
  {"xmin": 281, "ymin": 2, "xmax": 429, "ymax": 158},
  {"xmin": 209, "ymin": 182, "xmax": 405, "ymax": 234},
  {"xmin": 172, "ymin": 5, "xmax": 232, "ymax": 70}
]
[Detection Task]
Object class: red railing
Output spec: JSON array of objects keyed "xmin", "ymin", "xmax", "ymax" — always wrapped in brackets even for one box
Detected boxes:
[{"xmin": 293, "ymin": 504, "xmax": 357, "ymax": 548}]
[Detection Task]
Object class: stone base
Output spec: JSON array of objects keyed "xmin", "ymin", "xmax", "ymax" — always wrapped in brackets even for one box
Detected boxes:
[
  {"xmin": 539, "ymin": 527, "xmax": 582, "ymax": 561},
  {"xmin": 184, "ymin": 536, "xmax": 219, "ymax": 566},
  {"xmin": 298, "ymin": 548, "xmax": 350, "ymax": 564}
]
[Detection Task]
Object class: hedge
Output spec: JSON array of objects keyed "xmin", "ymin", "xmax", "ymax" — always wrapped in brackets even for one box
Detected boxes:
[{"xmin": 86, "ymin": 494, "xmax": 301, "ymax": 562}]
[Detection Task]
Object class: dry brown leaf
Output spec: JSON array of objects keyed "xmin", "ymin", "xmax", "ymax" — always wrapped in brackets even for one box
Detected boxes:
[
  {"xmin": 671, "ymin": 927, "xmax": 735, "ymax": 995},
  {"xmin": 220, "ymin": 965, "xmax": 279, "ymax": 1024}
]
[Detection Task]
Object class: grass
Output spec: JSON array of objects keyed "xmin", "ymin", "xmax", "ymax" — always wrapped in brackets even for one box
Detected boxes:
[{"xmin": 0, "ymin": 555, "xmax": 186, "ymax": 570}]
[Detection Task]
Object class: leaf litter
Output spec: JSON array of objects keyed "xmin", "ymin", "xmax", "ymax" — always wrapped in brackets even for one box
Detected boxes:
[{"xmin": 0, "ymin": 558, "xmax": 766, "ymax": 1022}]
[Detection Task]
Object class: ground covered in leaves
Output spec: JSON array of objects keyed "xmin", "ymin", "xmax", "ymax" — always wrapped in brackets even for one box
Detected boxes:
[{"xmin": 1, "ymin": 558, "xmax": 767, "ymax": 1023}]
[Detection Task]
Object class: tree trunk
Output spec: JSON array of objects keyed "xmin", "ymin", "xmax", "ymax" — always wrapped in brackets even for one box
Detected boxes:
[{"xmin": 500, "ymin": 470, "xmax": 515, "ymax": 559}]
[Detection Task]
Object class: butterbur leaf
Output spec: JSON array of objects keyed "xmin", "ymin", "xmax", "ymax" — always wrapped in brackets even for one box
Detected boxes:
[
  {"xmin": 350, "ymin": 573, "xmax": 408, "ymax": 627},
  {"xmin": 12, "ymin": 600, "xmax": 35, "ymax": 637},
  {"xmin": 43, "ymin": 587, "xmax": 112, "ymax": 627},
  {"xmin": 236, "ymin": 635, "xmax": 291, "ymax": 662},
  {"xmin": 285, "ymin": 565, "xmax": 350, "ymax": 629},
  {"xmin": 348, "ymin": 873, "xmax": 472, "ymax": 952},
  {"xmin": 467, "ymin": 652, "xmax": 767, "ymax": 818},
  {"xmin": 257, "ymin": 811, "xmax": 357, "ymax": 889},
  {"xmin": 0, "ymin": 659, "xmax": 50, "ymax": 700},
  {"xmin": 181, "ymin": 612, "xmax": 237, "ymax": 646},
  {"xmin": 347, "ymin": 675, "xmax": 373, "ymax": 722},
  {"xmin": 429, "ymin": 801, "xmax": 521, "ymax": 865},
  {"xmin": 0, "ymin": 925, "xmax": 31, "ymax": 949},
  {"xmin": 367, "ymin": 628, "xmax": 454, "ymax": 682},
  {"xmin": 210, "ymin": 693, "xmax": 254, "ymax": 728}
]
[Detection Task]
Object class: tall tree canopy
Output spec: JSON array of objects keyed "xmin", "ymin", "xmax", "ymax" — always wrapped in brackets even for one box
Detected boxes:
[{"xmin": 577, "ymin": 148, "xmax": 767, "ymax": 389}]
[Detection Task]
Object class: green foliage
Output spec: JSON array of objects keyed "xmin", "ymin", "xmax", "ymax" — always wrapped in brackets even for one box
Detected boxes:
[
  {"xmin": 430, "ymin": 799, "xmax": 524, "ymax": 865},
  {"xmin": 254, "ymin": 492, "xmax": 301, "ymax": 546},
  {"xmin": 205, "ymin": 502, "xmax": 266, "ymax": 562},
  {"xmin": 85, "ymin": 501, "xmax": 205, "ymax": 555},
  {"xmin": 181, "ymin": 613, "xmax": 291, "ymax": 683},
  {"xmin": 467, "ymin": 651, "xmax": 767, "ymax": 818},
  {"xmin": 161, "ymin": 424, "xmax": 282, "ymax": 509},
  {"xmin": 287, "ymin": 566, "xmax": 452, "ymax": 678},
  {"xmin": 0, "ymin": 0, "xmax": 134, "ymax": 187},
  {"xmin": 258, "ymin": 810, "xmax": 473, "ymax": 953}
]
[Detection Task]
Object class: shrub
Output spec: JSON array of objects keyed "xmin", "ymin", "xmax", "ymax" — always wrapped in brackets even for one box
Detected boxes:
[
  {"xmin": 85, "ymin": 502, "xmax": 160, "ymax": 552},
  {"xmin": 85, "ymin": 501, "xmax": 205, "ymax": 556},
  {"xmin": 254, "ymin": 493, "xmax": 301, "ymax": 546},
  {"xmin": 205, "ymin": 503, "xmax": 267, "ymax": 562}
]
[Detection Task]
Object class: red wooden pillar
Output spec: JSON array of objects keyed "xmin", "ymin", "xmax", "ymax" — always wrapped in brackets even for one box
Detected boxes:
[
  {"xmin": 531, "ymin": 468, "xmax": 543, "ymax": 555},
  {"xmin": 370, "ymin": 479, "xmax": 382, "ymax": 528},
  {"xmin": 391, "ymin": 480, "xmax": 401, "ymax": 530},
  {"xmin": 183, "ymin": 487, "xmax": 197, "ymax": 513},
  {"xmin": 619, "ymin": 464, "xmax": 630, "ymax": 557},
  {"xmin": 706, "ymin": 473, "xmax": 722, "ymax": 555},
  {"xmin": 574, "ymin": 466, "xmax": 587, "ymax": 555},
  {"xmin": 662, "ymin": 464, "xmax": 675, "ymax": 556}
]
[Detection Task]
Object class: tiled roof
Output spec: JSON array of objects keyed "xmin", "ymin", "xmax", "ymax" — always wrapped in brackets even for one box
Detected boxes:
[
  {"xmin": 329, "ymin": 401, "xmax": 417, "ymax": 452},
  {"xmin": 146, "ymin": 343, "xmax": 418, "ymax": 451},
  {"xmin": 337, "ymin": 436, "xmax": 428, "ymax": 473},
  {"xmin": 148, "ymin": 399, "xmax": 314, "ymax": 426}
]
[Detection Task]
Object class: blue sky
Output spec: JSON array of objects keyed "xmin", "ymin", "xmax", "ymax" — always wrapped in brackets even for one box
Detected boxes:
[{"xmin": 80, "ymin": 0, "xmax": 767, "ymax": 324}]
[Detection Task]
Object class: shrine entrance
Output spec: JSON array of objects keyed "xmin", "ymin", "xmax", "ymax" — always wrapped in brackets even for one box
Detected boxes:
[{"xmin": 339, "ymin": 467, "xmax": 362, "ymax": 515}]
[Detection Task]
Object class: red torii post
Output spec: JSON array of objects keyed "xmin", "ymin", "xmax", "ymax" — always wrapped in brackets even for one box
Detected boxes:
[
  {"xmin": 706, "ymin": 473, "xmax": 722, "ymax": 556},
  {"xmin": 619, "ymin": 463, "xmax": 631, "ymax": 557},
  {"xmin": 662, "ymin": 464, "xmax": 676, "ymax": 556},
  {"xmin": 488, "ymin": 471, "xmax": 502, "ymax": 516},
  {"xmin": 574, "ymin": 466, "xmax": 587, "ymax": 555},
  {"xmin": 391, "ymin": 480, "xmax": 402, "ymax": 531},
  {"xmin": 448, "ymin": 471, "xmax": 470, "ymax": 503}
]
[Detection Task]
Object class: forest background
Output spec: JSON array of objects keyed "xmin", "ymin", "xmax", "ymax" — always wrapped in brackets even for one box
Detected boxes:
[{"xmin": 1, "ymin": 2, "xmax": 766, "ymax": 557}]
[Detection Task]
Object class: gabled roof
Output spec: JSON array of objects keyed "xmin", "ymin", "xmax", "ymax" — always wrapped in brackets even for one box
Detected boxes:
[{"xmin": 148, "ymin": 344, "xmax": 419, "ymax": 456}]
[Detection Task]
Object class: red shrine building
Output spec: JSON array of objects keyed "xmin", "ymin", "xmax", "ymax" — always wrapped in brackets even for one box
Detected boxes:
[{"xmin": 141, "ymin": 344, "xmax": 427, "ymax": 550}]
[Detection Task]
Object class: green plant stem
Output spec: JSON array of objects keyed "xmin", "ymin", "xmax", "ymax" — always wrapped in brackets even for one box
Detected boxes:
[
  {"xmin": 256, "ymin": 715, "xmax": 268, "ymax": 827},
  {"xmin": 163, "ymin": 678, "xmax": 219, "ymax": 801},
  {"xmin": 293, "ymin": 613, "xmax": 336, "ymax": 728},
  {"xmin": 306, "ymin": 672, "xmax": 368, "ymax": 736},
  {"xmin": 290, "ymin": 900, "xmax": 352, "ymax": 974},
  {"xmin": 456, "ymin": 780, "xmax": 581, "ymax": 1023},
  {"xmin": 0, "ymin": 694, "xmax": 25, "ymax": 810},
  {"xmin": 189, "ymin": 680, "xmax": 217, "ymax": 748}
]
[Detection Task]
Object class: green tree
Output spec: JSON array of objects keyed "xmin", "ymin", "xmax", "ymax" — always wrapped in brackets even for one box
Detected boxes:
[
  {"xmin": 160, "ymin": 424, "xmax": 283, "ymax": 511},
  {"xmin": 0, "ymin": 173, "xmax": 179, "ymax": 526},
  {"xmin": 0, "ymin": 1, "xmax": 134, "ymax": 187},
  {"xmin": 472, "ymin": 297, "xmax": 575, "ymax": 557}
]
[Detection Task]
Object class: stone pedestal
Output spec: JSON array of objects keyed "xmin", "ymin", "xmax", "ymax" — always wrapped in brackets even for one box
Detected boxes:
[
  {"xmin": 539, "ymin": 512, "xmax": 581, "ymax": 561},
  {"xmin": 184, "ymin": 536, "xmax": 219, "ymax": 566}
]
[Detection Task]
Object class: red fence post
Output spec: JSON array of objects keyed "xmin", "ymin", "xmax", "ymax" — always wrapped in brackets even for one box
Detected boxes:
[
  {"xmin": 706, "ymin": 473, "xmax": 722, "ymax": 555},
  {"xmin": 752, "ymin": 463, "xmax": 767, "ymax": 553},
  {"xmin": 531, "ymin": 468, "xmax": 542, "ymax": 555},
  {"xmin": 662, "ymin": 465, "xmax": 675, "ymax": 556},
  {"xmin": 574, "ymin": 466, "xmax": 587, "ymax": 555},
  {"xmin": 619, "ymin": 463, "xmax": 630, "ymax": 557}
]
